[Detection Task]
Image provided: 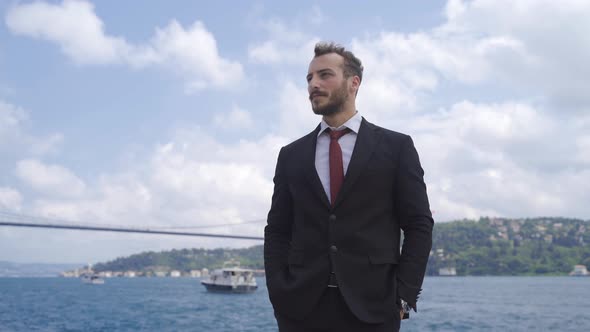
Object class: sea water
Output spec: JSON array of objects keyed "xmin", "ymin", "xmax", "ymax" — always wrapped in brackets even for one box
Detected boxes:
[{"xmin": 1, "ymin": 277, "xmax": 589, "ymax": 331}]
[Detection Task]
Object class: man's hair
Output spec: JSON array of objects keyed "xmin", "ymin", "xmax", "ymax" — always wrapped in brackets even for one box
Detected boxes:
[{"xmin": 314, "ymin": 42, "xmax": 363, "ymax": 83}]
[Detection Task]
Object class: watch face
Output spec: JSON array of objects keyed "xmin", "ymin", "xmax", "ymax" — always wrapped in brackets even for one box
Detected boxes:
[{"xmin": 401, "ymin": 301, "xmax": 411, "ymax": 313}]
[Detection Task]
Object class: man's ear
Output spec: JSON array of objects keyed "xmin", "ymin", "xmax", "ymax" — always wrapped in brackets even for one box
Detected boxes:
[{"xmin": 350, "ymin": 75, "xmax": 361, "ymax": 95}]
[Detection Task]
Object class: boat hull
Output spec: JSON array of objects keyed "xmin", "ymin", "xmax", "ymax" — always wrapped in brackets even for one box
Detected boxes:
[
  {"xmin": 82, "ymin": 278, "xmax": 104, "ymax": 284},
  {"xmin": 201, "ymin": 281, "xmax": 257, "ymax": 293}
]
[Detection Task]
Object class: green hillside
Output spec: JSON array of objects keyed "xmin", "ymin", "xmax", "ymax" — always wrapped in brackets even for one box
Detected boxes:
[
  {"xmin": 427, "ymin": 217, "xmax": 590, "ymax": 275},
  {"xmin": 92, "ymin": 217, "xmax": 590, "ymax": 276},
  {"xmin": 93, "ymin": 246, "xmax": 263, "ymax": 275}
]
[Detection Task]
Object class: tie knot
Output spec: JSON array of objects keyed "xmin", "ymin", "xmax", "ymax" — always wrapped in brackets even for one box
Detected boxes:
[{"xmin": 328, "ymin": 128, "xmax": 351, "ymax": 140}]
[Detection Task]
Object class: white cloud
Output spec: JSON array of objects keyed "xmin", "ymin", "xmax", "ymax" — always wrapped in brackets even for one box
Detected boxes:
[
  {"xmin": 438, "ymin": 0, "xmax": 590, "ymax": 106},
  {"xmin": 31, "ymin": 173, "xmax": 151, "ymax": 223},
  {"xmin": 248, "ymin": 5, "xmax": 331, "ymax": 65},
  {"xmin": 342, "ymin": 0, "xmax": 590, "ymax": 119},
  {"xmin": 148, "ymin": 130, "xmax": 280, "ymax": 224},
  {"xmin": 404, "ymin": 100, "xmax": 589, "ymax": 221},
  {"xmin": 0, "ymin": 100, "xmax": 63, "ymax": 156},
  {"xmin": 353, "ymin": 32, "xmax": 490, "ymax": 86},
  {"xmin": 248, "ymin": 40, "xmax": 281, "ymax": 64},
  {"xmin": 444, "ymin": 0, "xmax": 466, "ymax": 20},
  {"xmin": 576, "ymin": 135, "xmax": 590, "ymax": 164},
  {"xmin": 213, "ymin": 105, "xmax": 255, "ymax": 130},
  {"xmin": 349, "ymin": 31, "xmax": 503, "ymax": 119},
  {"xmin": 16, "ymin": 159, "xmax": 86, "ymax": 198},
  {"xmin": 142, "ymin": 135, "xmax": 281, "ymax": 244},
  {"xmin": 0, "ymin": 187, "xmax": 22, "ymax": 212},
  {"xmin": 0, "ymin": 128, "xmax": 272, "ymax": 263},
  {"xmin": 248, "ymin": 18, "xmax": 320, "ymax": 65},
  {"xmin": 276, "ymin": 81, "xmax": 319, "ymax": 138},
  {"xmin": 17, "ymin": 126, "xmax": 285, "ymax": 238},
  {"xmin": 356, "ymin": 76, "xmax": 419, "ymax": 123},
  {"xmin": 29, "ymin": 133, "xmax": 64, "ymax": 155},
  {"xmin": 5, "ymin": 0, "xmax": 130, "ymax": 65},
  {"xmin": 149, "ymin": 20, "xmax": 244, "ymax": 91},
  {"xmin": 440, "ymin": 101, "xmax": 552, "ymax": 147},
  {"xmin": 5, "ymin": 0, "xmax": 244, "ymax": 90},
  {"xmin": 307, "ymin": 5, "xmax": 325, "ymax": 25},
  {"xmin": 0, "ymin": 100, "xmax": 28, "ymax": 148}
]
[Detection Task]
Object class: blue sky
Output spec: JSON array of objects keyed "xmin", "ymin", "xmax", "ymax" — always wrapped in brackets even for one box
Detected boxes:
[{"xmin": 1, "ymin": 0, "xmax": 589, "ymax": 264}]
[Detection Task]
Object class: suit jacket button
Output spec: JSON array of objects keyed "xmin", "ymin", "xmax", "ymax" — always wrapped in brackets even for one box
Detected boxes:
[
  {"xmin": 330, "ymin": 245, "xmax": 338, "ymax": 253},
  {"xmin": 329, "ymin": 214, "xmax": 336, "ymax": 221}
]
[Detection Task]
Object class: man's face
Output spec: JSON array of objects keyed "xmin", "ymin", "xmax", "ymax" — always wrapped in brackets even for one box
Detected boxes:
[{"xmin": 307, "ymin": 53, "xmax": 350, "ymax": 116}]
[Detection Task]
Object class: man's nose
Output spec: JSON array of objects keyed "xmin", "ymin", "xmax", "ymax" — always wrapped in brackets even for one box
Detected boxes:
[{"xmin": 308, "ymin": 76, "xmax": 320, "ymax": 90}]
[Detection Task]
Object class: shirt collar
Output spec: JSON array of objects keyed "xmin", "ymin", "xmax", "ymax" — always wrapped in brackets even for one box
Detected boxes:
[{"xmin": 318, "ymin": 111, "xmax": 362, "ymax": 136}]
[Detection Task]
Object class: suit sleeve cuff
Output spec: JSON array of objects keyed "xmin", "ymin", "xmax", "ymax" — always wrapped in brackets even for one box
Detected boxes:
[{"xmin": 397, "ymin": 282, "xmax": 422, "ymax": 311}]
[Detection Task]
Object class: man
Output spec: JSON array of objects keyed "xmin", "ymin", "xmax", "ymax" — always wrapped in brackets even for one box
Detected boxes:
[{"xmin": 264, "ymin": 42, "xmax": 433, "ymax": 332}]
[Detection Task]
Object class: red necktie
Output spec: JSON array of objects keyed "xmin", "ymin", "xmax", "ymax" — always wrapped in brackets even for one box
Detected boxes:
[{"xmin": 328, "ymin": 128, "xmax": 351, "ymax": 207}]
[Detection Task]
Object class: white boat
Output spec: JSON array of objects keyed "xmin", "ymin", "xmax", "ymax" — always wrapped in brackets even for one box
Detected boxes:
[
  {"xmin": 569, "ymin": 265, "xmax": 589, "ymax": 276},
  {"xmin": 201, "ymin": 262, "xmax": 257, "ymax": 293},
  {"xmin": 81, "ymin": 273, "xmax": 105, "ymax": 284},
  {"xmin": 439, "ymin": 267, "xmax": 457, "ymax": 276}
]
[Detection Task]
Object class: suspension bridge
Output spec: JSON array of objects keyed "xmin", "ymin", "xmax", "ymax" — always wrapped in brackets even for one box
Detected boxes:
[{"xmin": 0, "ymin": 210, "xmax": 265, "ymax": 241}]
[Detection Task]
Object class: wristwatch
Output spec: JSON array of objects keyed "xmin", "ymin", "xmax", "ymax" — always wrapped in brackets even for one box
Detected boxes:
[{"xmin": 400, "ymin": 299, "xmax": 411, "ymax": 319}]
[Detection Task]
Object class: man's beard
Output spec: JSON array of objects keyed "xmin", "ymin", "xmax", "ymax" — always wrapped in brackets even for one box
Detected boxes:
[{"xmin": 311, "ymin": 81, "xmax": 348, "ymax": 116}]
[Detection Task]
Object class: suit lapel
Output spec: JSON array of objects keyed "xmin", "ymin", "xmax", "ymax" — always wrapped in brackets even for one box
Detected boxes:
[
  {"xmin": 333, "ymin": 118, "xmax": 381, "ymax": 208},
  {"xmin": 301, "ymin": 125, "xmax": 331, "ymax": 208}
]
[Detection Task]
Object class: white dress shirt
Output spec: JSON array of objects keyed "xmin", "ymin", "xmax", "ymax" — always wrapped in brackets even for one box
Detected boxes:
[{"xmin": 315, "ymin": 112, "xmax": 362, "ymax": 203}]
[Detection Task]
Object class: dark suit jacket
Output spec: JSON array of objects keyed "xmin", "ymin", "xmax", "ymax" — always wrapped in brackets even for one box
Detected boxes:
[{"xmin": 264, "ymin": 118, "xmax": 433, "ymax": 324}]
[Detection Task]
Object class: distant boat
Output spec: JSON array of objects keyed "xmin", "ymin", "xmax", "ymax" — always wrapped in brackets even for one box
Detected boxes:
[
  {"xmin": 439, "ymin": 267, "xmax": 457, "ymax": 276},
  {"xmin": 81, "ymin": 273, "xmax": 105, "ymax": 284},
  {"xmin": 569, "ymin": 265, "xmax": 589, "ymax": 276},
  {"xmin": 201, "ymin": 261, "xmax": 257, "ymax": 293}
]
